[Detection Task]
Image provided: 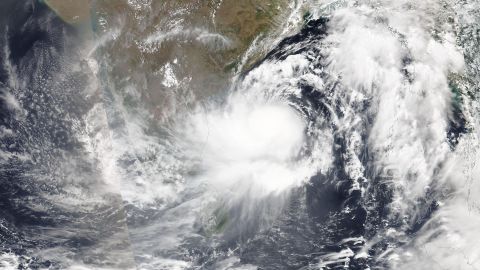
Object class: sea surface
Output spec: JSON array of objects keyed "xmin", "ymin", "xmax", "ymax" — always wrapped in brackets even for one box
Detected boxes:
[{"xmin": 1, "ymin": 0, "xmax": 480, "ymax": 269}]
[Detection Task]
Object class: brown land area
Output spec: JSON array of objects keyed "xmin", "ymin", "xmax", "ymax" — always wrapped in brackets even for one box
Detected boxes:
[{"xmin": 45, "ymin": 0, "xmax": 298, "ymax": 121}]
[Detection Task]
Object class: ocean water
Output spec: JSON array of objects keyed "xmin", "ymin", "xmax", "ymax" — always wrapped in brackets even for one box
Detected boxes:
[{"xmin": 1, "ymin": 0, "xmax": 480, "ymax": 269}]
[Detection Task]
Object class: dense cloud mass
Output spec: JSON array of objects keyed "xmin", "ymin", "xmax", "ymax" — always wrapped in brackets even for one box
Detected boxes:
[{"xmin": 1, "ymin": 0, "xmax": 480, "ymax": 269}]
